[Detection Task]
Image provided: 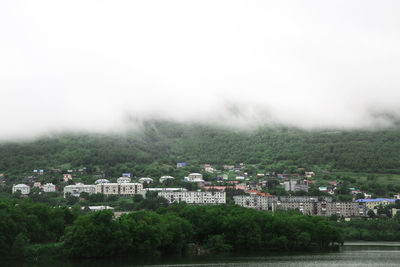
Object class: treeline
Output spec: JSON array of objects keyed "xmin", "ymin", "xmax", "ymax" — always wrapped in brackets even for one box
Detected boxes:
[
  {"xmin": 0, "ymin": 198, "xmax": 343, "ymax": 260},
  {"xmin": 1, "ymin": 120, "xmax": 400, "ymax": 177},
  {"xmin": 333, "ymin": 217, "xmax": 400, "ymax": 241},
  {"xmin": 65, "ymin": 204, "xmax": 343, "ymax": 258}
]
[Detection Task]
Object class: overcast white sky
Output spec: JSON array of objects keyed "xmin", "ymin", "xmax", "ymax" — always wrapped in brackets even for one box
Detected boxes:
[{"xmin": 1, "ymin": 0, "xmax": 400, "ymax": 139}]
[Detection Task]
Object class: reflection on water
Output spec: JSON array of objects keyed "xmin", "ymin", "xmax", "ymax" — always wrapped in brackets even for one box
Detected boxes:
[{"xmin": 6, "ymin": 243, "xmax": 400, "ymax": 267}]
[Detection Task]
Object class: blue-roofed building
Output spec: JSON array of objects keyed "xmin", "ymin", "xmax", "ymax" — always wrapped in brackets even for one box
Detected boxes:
[
  {"xmin": 177, "ymin": 162, "xmax": 186, "ymax": 168},
  {"xmin": 122, "ymin": 173, "xmax": 131, "ymax": 178}
]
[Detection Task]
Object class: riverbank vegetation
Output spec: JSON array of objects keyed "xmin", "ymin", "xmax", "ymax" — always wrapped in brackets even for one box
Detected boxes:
[{"xmin": 0, "ymin": 198, "xmax": 343, "ymax": 261}]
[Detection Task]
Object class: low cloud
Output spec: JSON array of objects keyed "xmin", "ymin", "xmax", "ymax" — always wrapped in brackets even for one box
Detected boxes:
[{"xmin": 1, "ymin": 0, "xmax": 400, "ymax": 140}]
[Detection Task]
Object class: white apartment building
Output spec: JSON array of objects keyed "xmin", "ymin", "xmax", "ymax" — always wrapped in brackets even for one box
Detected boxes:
[
  {"xmin": 64, "ymin": 183, "xmax": 96, "ymax": 197},
  {"xmin": 12, "ymin": 184, "xmax": 30, "ymax": 195},
  {"xmin": 158, "ymin": 191, "xmax": 226, "ymax": 205},
  {"xmin": 43, "ymin": 183, "xmax": 56, "ymax": 192},
  {"xmin": 141, "ymin": 187, "xmax": 188, "ymax": 197}
]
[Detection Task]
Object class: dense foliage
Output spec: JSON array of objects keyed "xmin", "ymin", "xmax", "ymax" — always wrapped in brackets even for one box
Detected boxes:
[
  {"xmin": 0, "ymin": 198, "xmax": 343, "ymax": 260},
  {"xmin": 1, "ymin": 121, "xmax": 400, "ymax": 178},
  {"xmin": 64, "ymin": 204, "xmax": 343, "ymax": 258}
]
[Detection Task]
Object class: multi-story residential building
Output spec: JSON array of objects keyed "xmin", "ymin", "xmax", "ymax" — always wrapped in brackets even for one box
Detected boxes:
[
  {"xmin": 43, "ymin": 183, "xmax": 56, "ymax": 192},
  {"xmin": 283, "ymin": 179, "xmax": 309, "ymax": 192},
  {"xmin": 354, "ymin": 198, "xmax": 396, "ymax": 210},
  {"xmin": 95, "ymin": 182, "xmax": 143, "ymax": 196},
  {"xmin": 278, "ymin": 196, "xmax": 332, "ymax": 202},
  {"xmin": 233, "ymin": 195, "xmax": 270, "ymax": 210},
  {"xmin": 141, "ymin": 187, "xmax": 188, "ymax": 197},
  {"xmin": 12, "ymin": 184, "xmax": 30, "ymax": 195},
  {"xmin": 158, "ymin": 191, "xmax": 226, "ymax": 205},
  {"xmin": 273, "ymin": 201, "xmax": 364, "ymax": 217},
  {"xmin": 64, "ymin": 183, "xmax": 96, "ymax": 197}
]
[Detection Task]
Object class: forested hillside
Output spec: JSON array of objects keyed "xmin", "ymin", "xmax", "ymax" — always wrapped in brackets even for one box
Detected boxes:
[{"xmin": 1, "ymin": 120, "xmax": 400, "ymax": 177}]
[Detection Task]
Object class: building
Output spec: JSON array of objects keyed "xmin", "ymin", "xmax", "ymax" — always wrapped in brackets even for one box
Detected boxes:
[
  {"xmin": 12, "ymin": 184, "xmax": 30, "ymax": 195},
  {"xmin": 278, "ymin": 196, "xmax": 332, "ymax": 202},
  {"xmin": 204, "ymin": 164, "xmax": 214, "ymax": 173},
  {"xmin": 354, "ymin": 198, "xmax": 396, "ymax": 211},
  {"xmin": 141, "ymin": 187, "xmax": 187, "ymax": 197},
  {"xmin": 187, "ymin": 173, "xmax": 203, "ymax": 181},
  {"xmin": 233, "ymin": 195, "xmax": 270, "ymax": 210},
  {"xmin": 223, "ymin": 165, "xmax": 235, "ymax": 170},
  {"xmin": 283, "ymin": 179, "xmax": 309, "ymax": 192},
  {"xmin": 63, "ymin": 174, "xmax": 72, "ymax": 182},
  {"xmin": 158, "ymin": 191, "xmax": 226, "ymax": 205},
  {"xmin": 177, "ymin": 162, "xmax": 186, "ymax": 168},
  {"xmin": 43, "ymin": 183, "xmax": 56, "ymax": 192},
  {"xmin": 122, "ymin": 173, "xmax": 131, "ymax": 178},
  {"xmin": 95, "ymin": 179, "xmax": 110, "ymax": 184},
  {"xmin": 117, "ymin": 177, "xmax": 131, "ymax": 183},
  {"xmin": 159, "ymin": 176, "xmax": 174, "ymax": 183},
  {"xmin": 273, "ymin": 201, "xmax": 364, "ymax": 217},
  {"xmin": 95, "ymin": 182, "xmax": 143, "ymax": 196},
  {"xmin": 139, "ymin": 177, "xmax": 153, "ymax": 184},
  {"xmin": 86, "ymin": 206, "xmax": 114, "ymax": 211},
  {"xmin": 64, "ymin": 183, "xmax": 96, "ymax": 197}
]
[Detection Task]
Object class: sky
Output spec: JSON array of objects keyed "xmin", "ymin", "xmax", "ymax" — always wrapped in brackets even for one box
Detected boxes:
[{"xmin": 1, "ymin": 0, "xmax": 400, "ymax": 140}]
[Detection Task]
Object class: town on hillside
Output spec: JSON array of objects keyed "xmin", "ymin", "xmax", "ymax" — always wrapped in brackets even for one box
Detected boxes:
[{"xmin": 3, "ymin": 162, "xmax": 400, "ymax": 219}]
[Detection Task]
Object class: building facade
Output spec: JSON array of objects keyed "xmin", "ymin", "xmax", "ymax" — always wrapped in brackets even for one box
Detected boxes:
[
  {"xmin": 43, "ymin": 183, "xmax": 56, "ymax": 192},
  {"xmin": 64, "ymin": 183, "xmax": 96, "ymax": 197},
  {"xmin": 12, "ymin": 184, "xmax": 30, "ymax": 195},
  {"xmin": 158, "ymin": 191, "xmax": 226, "ymax": 205}
]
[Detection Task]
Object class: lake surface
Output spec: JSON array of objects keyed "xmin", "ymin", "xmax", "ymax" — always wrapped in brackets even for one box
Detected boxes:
[{"xmin": 9, "ymin": 242, "xmax": 400, "ymax": 267}]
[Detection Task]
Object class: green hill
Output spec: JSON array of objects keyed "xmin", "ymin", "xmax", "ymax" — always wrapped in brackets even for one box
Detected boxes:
[{"xmin": 1, "ymin": 120, "xmax": 400, "ymax": 177}]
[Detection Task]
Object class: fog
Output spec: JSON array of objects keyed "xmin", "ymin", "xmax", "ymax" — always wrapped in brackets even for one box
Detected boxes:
[{"xmin": 1, "ymin": 0, "xmax": 400, "ymax": 140}]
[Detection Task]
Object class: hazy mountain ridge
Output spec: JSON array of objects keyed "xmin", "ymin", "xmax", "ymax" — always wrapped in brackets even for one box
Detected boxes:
[{"xmin": 1, "ymin": 120, "xmax": 400, "ymax": 177}]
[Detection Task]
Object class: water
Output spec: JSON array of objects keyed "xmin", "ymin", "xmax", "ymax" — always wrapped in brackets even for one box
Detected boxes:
[{"xmin": 7, "ymin": 242, "xmax": 400, "ymax": 267}]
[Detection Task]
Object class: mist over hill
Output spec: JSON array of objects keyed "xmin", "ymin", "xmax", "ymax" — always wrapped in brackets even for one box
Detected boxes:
[{"xmin": 1, "ymin": 120, "xmax": 400, "ymax": 178}]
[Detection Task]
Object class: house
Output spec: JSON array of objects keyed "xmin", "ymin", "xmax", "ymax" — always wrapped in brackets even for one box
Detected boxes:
[
  {"xmin": 305, "ymin": 172, "xmax": 315, "ymax": 178},
  {"xmin": 187, "ymin": 173, "xmax": 203, "ymax": 181},
  {"xmin": 43, "ymin": 183, "xmax": 56, "ymax": 192},
  {"xmin": 160, "ymin": 176, "xmax": 174, "ymax": 183},
  {"xmin": 12, "ymin": 184, "xmax": 30, "ymax": 195},
  {"xmin": 121, "ymin": 173, "xmax": 131, "ymax": 178},
  {"xmin": 328, "ymin": 181, "xmax": 337, "ymax": 186},
  {"xmin": 63, "ymin": 174, "xmax": 72, "ymax": 182},
  {"xmin": 33, "ymin": 182, "xmax": 43, "ymax": 189},
  {"xmin": 117, "ymin": 177, "xmax": 131, "ymax": 183},
  {"xmin": 319, "ymin": 186, "xmax": 328, "ymax": 192},
  {"xmin": 204, "ymin": 164, "xmax": 214, "ymax": 173},
  {"xmin": 176, "ymin": 162, "xmax": 186, "ymax": 168},
  {"xmin": 236, "ymin": 175, "xmax": 245, "ymax": 180},
  {"xmin": 223, "ymin": 165, "xmax": 235, "ymax": 170},
  {"xmin": 139, "ymin": 177, "xmax": 153, "ymax": 184}
]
